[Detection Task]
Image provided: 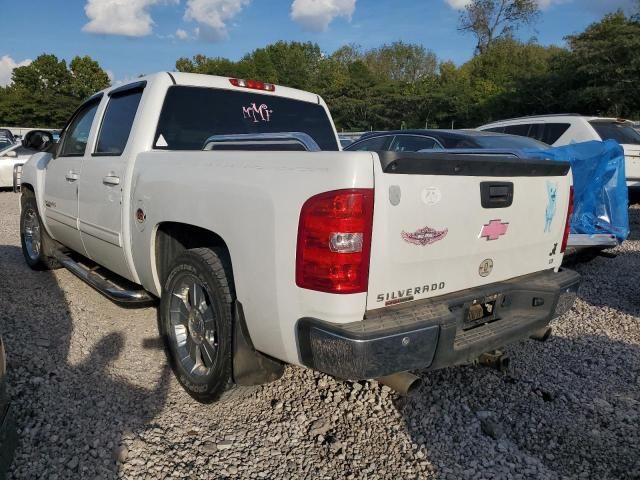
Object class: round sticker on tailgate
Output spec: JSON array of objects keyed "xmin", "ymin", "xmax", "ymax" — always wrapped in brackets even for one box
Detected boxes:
[
  {"xmin": 479, "ymin": 259, "xmax": 493, "ymax": 277},
  {"xmin": 421, "ymin": 187, "xmax": 441, "ymax": 206}
]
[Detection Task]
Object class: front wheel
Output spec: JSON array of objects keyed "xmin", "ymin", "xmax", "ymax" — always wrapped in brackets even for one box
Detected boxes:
[
  {"xmin": 20, "ymin": 191, "xmax": 60, "ymax": 270},
  {"xmin": 160, "ymin": 247, "xmax": 241, "ymax": 403}
]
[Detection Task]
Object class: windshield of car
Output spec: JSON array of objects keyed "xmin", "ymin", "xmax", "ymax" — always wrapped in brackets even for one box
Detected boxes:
[
  {"xmin": 590, "ymin": 121, "xmax": 640, "ymax": 145},
  {"xmin": 0, "ymin": 139, "xmax": 14, "ymax": 154},
  {"xmin": 155, "ymin": 86, "xmax": 339, "ymax": 151},
  {"xmin": 465, "ymin": 134, "xmax": 550, "ymax": 150}
]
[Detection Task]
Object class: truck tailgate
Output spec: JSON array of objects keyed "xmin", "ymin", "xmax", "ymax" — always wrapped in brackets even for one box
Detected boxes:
[{"xmin": 367, "ymin": 152, "xmax": 571, "ymax": 311}]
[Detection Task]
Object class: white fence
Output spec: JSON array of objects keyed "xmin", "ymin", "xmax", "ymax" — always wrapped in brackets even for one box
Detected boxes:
[{"xmin": 0, "ymin": 126, "xmax": 57, "ymax": 137}]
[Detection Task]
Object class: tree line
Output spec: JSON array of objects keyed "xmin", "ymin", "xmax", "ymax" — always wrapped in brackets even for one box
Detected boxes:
[{"xmin": 1, "ymin": 5, "xmax": 639, "ymax": 131}]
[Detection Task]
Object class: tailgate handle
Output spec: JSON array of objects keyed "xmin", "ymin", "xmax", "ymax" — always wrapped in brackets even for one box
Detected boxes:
[{"xmin": 481, "ymin": 182, "xmax": 513, "ymax": 208}]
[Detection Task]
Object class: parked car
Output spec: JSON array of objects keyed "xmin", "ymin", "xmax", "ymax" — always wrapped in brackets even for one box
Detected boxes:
[
  {"xmin": 345, "ymin": 129, "xmax": 622, "ymax": 250},
  {"xmin": 0, "ymin": 334, "xmax": 17, "ymax": 475},
  {"xmin": 338, "ymin": 137, "xmax": 354, "ymax": 148},
  {"xmin": 344, "ymin": 129, "xmax": 550, "ymax": 152},
  {"xmin": 16, "ymin": 72, "xmax": 579, "ymax": 402},
  {"xmin": 0, "ymin": 129, "xmax": 15, "ymax": 144},
  {"xmin": 477, "ymin": 115, "xmax": 640, "ymax": 189},
  {"xmin": 0, "ymin": 141, "xmax": 37, "ymax": 188}
]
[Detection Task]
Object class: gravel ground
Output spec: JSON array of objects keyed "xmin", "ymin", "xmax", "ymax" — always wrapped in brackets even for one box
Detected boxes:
[{"xmin": 1, "ymin": 190, "xmax": 639, "ymax": 479}]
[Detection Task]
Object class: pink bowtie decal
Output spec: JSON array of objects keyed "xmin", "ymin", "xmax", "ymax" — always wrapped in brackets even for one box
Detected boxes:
[{"xmin": 480, "ymin": 219, "xmax": 509, "ymax": 241}]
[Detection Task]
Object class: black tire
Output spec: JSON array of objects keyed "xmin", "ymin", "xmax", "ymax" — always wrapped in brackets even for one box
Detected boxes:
[
  {"xmin": 159, "ymin": 247, "xmax": 249, "ymax": 403},
  {"xmin": 20, "ymin": 190, "xmax": 60, "ymax": 271}
]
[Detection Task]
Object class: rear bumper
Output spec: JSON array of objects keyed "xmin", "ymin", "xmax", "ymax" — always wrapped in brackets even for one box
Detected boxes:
[
  {"xmin": 0, "ymin": 402, "xmax": 17, "ymax": 475},
  {"xmin": 297, "ymin": 269, "xmax": 580, "ymax": 380}
]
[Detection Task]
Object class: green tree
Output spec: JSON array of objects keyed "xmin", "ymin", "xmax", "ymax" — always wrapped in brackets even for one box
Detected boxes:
[
  {"xmin": 463, "ymin": 38, "xmax": 564, "ymax": 122},
  {"xmin": 69, "ymin": 56, "xmax": 111, "ymax": 99},
  {"xmin": 0, "ymin": 53, "xmax": 111, "ymax": 127},
  {"xmin": 562, "ymin": 11, "xmax": 640, "ymax": 117},
  {"xmin": 458, "ymin": 0, "xmax": 540, "ymax": 54},
  {"xmin": 362, "ymin": 42, "xmax": 438, "ymax": 83}
]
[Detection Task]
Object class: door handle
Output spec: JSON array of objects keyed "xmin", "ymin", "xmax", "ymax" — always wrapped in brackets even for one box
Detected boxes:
[
  {"xmin": 480, "ymin": 181, "xmax": 514, "ymax": 208},
  {"xmin": 65, "ymin": 171, "xmax": 79, "ymax": 182},
  {"xmin": 102, "ymin": 175, "xmax": 120, "ymax": 186}
]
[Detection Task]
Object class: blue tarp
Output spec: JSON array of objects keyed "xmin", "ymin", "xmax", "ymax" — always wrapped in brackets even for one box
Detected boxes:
[{"xmin": 523, "ymin": 140, "xmax": 629, "ymax": 243}]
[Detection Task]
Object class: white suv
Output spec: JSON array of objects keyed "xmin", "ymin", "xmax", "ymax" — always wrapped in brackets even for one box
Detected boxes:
[{"xmin": 478, "ymin": 115, "xmax": 640, "ymax": 187}]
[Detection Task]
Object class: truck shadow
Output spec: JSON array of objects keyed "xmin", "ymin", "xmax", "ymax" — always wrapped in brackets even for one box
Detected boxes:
[
  {"xmin": 0, "ymin": 245, "xmax": 170, "ymax": 479},
  {"xmin": 559, "ymin": 204, "xmax": 640, "ymax": 317},
  {"xmin": 399, "ymin": 332, "xmax": 639, "ymax": 479}
]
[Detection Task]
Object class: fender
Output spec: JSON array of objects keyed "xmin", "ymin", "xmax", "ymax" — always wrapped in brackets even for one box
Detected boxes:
[{"xmin": 19, "ymin": 152, "xmax": 55, "ymax": 238}]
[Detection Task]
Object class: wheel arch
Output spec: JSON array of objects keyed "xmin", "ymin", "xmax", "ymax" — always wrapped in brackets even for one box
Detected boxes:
[
  {"xmin": 153, "ymin": 222, "xmax": 235, "ymax": 293},
  {"xmin": 20, "ymin": 182, "xmax": 35, "ymax": 209}
]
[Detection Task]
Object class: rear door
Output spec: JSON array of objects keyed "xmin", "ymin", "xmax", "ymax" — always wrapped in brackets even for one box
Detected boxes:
[
  {"xmin": 44, "ymin": 97, "xmax": 101, "ymax": 255},
  {"xmin": 78, "ymin": 82, "xmax": 144, "ymax": 280},
  {"xmin": 366, "ymin": 152, "xmax": 571, "ymax": 310}
]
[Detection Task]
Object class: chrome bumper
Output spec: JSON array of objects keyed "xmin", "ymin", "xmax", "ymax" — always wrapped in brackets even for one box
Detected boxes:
[
  {"xmin": 297, "ymin": 269, "xmax": 581, "ymax": 380},
  {"xmin": 568, "ymin": 233, "xmax": 618, "ymax": 249}
]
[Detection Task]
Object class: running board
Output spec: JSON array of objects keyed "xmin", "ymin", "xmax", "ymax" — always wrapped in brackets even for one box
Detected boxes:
[{"xmin": 54, "ymin": 252, "xmax": 154, "ymax": 305}]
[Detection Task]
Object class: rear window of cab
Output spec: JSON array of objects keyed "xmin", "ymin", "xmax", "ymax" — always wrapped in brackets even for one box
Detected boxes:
[{"xmin": 154, "ymin": 86, "xmax": 339, "ymax": 151}]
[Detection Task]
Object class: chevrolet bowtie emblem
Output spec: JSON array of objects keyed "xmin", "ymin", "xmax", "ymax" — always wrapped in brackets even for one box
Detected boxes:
[{"xmin": 480, "ymin": 220, "xmax": 509, "ymax": 241}]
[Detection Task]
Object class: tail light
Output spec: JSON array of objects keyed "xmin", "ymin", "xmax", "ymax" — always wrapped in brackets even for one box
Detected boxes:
[
  {"xmin": 560, "ymin": 186, "xmax": 574, "ymax": 253},
  {"xmin": 296, "ymin": 189, "xmax": 374, "ymax": 294},
  {"xmin": 229, "ymin": 78, "xmax": 276, "ymax": 92}
]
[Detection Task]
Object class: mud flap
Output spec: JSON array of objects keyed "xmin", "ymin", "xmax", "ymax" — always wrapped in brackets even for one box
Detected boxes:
[{"xmin": 232, "ymin": 301, "xmax": 285, "ymax": 386}]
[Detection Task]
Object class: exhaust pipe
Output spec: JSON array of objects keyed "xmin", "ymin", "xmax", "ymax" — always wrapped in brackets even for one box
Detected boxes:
[
  {"xmin": 478, "ymin": 350, "xmax": 510, "ymax": 371},
  {"xmin": 530, "ymin": 326, "xmax": 552, "ymax": 342},
  {"xmin": 376, "ymin": 372, "xmax": 422, "ymax": 396}
]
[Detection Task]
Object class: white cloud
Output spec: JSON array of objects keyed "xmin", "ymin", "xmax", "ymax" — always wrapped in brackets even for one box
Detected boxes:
[
  {"xmin": 291, "ymin": 0, "xmax": 356, "ymax": 32},
  {"xmin": 184, "ymin": 0, "xmax": 251, "ymax": 41},
  {"xmin": 83, "ymin": 0, "xmax": 177, "ymax": 37},
  {"xmin": 445, "ymin": 0, "xmax": 569, "ymax": 10},
  {"xmin": 0, "ymin": 55, "xmax": 32, "ymax": 87},
  {"xmin": 445, "ymin": 0, "xmax": 470, "ymax": 8},
  {"xmin": 176, "ymin": 28, "xmax": 190, "ymax": 40}
]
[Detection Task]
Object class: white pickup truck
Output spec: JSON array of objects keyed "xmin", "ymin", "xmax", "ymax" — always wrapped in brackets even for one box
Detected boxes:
[{"xmin": 16, "ymin": 73, "xmax": 580, "ymax": 402}]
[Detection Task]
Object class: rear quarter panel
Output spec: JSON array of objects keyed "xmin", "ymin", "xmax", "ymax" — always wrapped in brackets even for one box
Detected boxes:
[{"xmin": 130, "ymin": 150, "xmax": 374, "ymax": 364}]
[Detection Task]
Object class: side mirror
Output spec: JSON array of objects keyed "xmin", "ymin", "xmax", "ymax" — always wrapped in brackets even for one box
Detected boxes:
[{"xmin": 5, "ymin": 150, "xmax": 17, "ymax": 158}]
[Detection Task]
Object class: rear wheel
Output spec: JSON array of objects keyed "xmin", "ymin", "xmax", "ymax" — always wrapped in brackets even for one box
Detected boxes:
[
  {"xmin": 20, "ymin": 191, "xmax": 60, "ymax": 270},
  {"xmin": 160, "ymin": 247, "xmax": 246, "ymax": 403}
]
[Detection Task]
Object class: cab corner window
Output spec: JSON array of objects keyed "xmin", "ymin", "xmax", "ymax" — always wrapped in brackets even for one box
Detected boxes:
[
  {"xmin": 95, "ymin": 90, "xmax": 143, "ymax": 155},
  {"xmin": 59, "ymin": 101, "xmax": 100, "ymax": 157}
]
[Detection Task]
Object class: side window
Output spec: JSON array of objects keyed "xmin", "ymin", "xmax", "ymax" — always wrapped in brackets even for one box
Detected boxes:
[
  {"xmin": 541, "ymin": 123, "xmax": 571, "ymax": 145},
  {"xmin": 348, "ymin": 136, "xmax": 391, "ymax": 151},
  {"xmin": 95, "ymin": 90, "xmax": 143, "ymax": 155},
  {"xmin": 59, "ymin": 101, "xmax": 100, "ymax": 157},
  {"xmin": 527, "ymin": 124, "xmax": 545, "ymax": 142},
  {"xmin": 390, "ymin": 135, "xmax": 439, "ymax": 152},
  {"xmin": 484, "ymin": 127, "xmax": 505, "ymax": 133},
  {"xmin": 504, "ymin": 124, "xmax": 532, "ymax": 137}
]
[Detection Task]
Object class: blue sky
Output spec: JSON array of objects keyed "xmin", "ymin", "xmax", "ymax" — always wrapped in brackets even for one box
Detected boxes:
[{"xmin": 0, "ymin": 0, "xmax": 636, "ymax": 86}]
